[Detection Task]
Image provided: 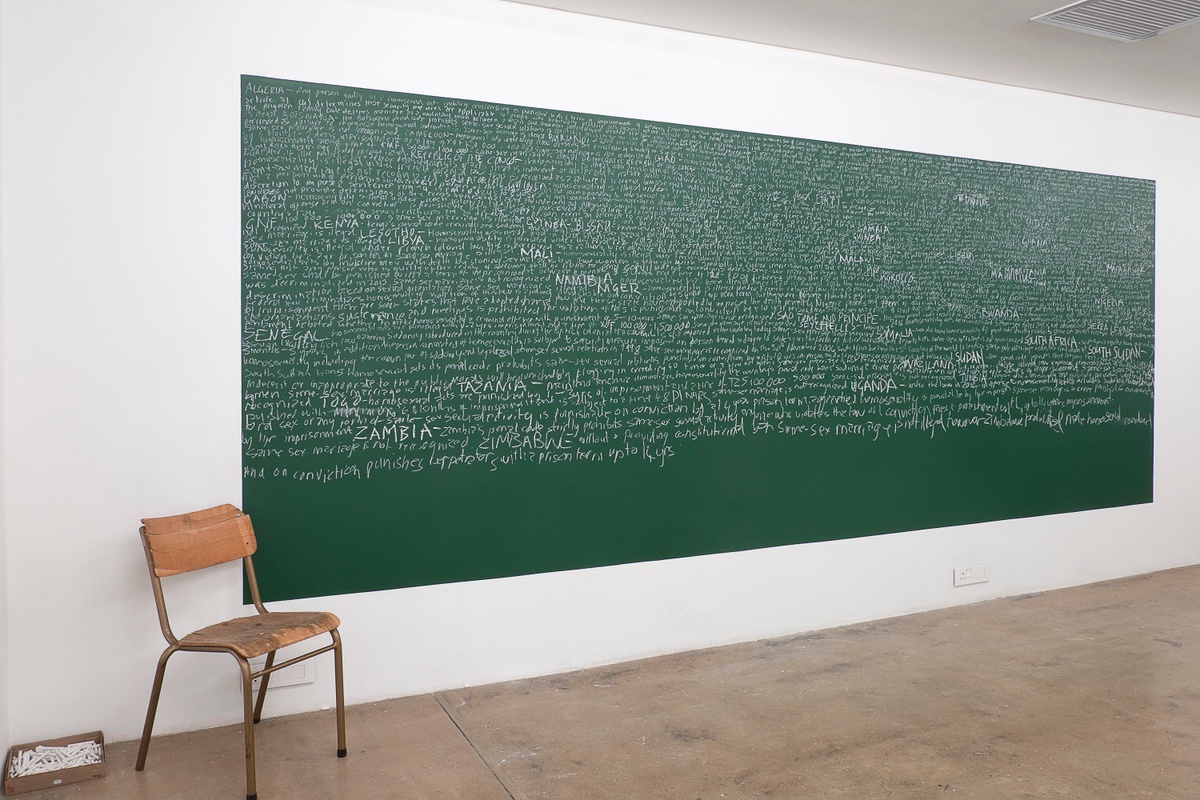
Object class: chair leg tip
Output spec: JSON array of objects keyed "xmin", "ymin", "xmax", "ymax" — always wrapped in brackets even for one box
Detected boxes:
[
  {"xmin": 248, "ymin": 795, "xmax": 257, "ymax": 800},
  {"xmin": 337, "ymin": 748, "xmax": 348, "ymax": 758}
]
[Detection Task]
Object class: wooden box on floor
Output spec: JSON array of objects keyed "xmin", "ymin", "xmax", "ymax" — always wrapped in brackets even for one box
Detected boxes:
[{"xmin": 4, "ymin": 731, "xmax": 105, "ymax": 795}]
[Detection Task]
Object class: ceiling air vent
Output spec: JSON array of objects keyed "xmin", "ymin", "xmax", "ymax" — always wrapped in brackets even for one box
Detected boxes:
[{"xmin": 1032, "ymin": 0, "xmax": 1200, "ymax": 40}]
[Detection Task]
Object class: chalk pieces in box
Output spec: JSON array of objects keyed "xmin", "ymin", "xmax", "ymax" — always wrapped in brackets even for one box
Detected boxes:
[{"xmin": 4, "ymin": 731, "xmax": 105, "ymax": 795}]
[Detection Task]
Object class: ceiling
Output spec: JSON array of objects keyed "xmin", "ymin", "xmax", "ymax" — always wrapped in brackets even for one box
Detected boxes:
[{"xmin": 506, "ymin": 0, "xmax": 1200, "ymax": 118}]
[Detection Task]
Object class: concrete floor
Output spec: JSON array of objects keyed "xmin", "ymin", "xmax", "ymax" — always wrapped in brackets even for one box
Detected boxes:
[{"xmin": 42, "ymin": 565, "xmax": 1200, "ymax": 799}]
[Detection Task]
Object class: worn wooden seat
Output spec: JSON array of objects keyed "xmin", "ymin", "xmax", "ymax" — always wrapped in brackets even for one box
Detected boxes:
[
  {"xmin": 134, "ymin": 504, "xmax": 346, "ymax": 800},
  {"xmin": 179, "ymin": 610, "xmax": 340, "ymax": 659}
]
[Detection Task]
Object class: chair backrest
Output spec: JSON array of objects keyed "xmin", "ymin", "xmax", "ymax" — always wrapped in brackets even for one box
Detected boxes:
[{"xmin": 141, "ymin": 504, "xmax": 257, "ymax": 577}]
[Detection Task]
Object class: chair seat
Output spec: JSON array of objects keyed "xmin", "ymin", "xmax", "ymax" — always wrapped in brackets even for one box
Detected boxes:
[{"xmin": 180, "ymin": 611, "xmax": 341, "ymax": 659}]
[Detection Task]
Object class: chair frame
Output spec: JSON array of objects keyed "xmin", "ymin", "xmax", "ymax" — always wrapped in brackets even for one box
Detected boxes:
[{"xmin": 134, "ymin": 512, "xmax": 346, "ymax": 800}]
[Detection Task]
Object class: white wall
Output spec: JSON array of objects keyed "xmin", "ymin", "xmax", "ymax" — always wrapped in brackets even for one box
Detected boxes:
[
  {"xmin": 1, "ymin": 0, "xmax": 13, "ymax": 755},
  {"xmin": 2, "ymin": 0, "xmax": 1199, "ymax": 749}
]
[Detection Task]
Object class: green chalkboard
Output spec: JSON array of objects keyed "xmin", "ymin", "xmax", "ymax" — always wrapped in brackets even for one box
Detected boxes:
[{"xmin": 242, "ymin": 76, "xmax": 1154, "ymax": 602}]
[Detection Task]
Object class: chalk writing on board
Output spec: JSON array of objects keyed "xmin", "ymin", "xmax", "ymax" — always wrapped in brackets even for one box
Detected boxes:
[
  {"xmin": 242, "ymin": 79, "xmax": 1153, "ymax": 485},
  {"xmin": 241, "ymin": 76, "xmax": 1155, "ymax": 598}
]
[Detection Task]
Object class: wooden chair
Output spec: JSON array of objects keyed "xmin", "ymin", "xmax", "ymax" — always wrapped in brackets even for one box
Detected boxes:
[{"xmin": 134, "ymin": 504, "xmax": 346, "ymax": 800}]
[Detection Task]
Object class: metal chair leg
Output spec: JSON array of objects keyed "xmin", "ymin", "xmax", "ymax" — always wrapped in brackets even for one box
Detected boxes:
[
  {"xmin": 136, "ymin": 640, "xmax": 342, "ymax": 797},
  {"xmin": 136, "ymin": 646, "xmax": 177, "ymax": 771},
  {"xmin": 238, "ymin": 657, "xmax": 258, "ymax": 800},
  {"xmin": 252, "ymin": 651, "xmax": 275, "ymax": 724},
  {"xmin": 332, "ymin": 629, "xmax": 347, "ymax": 758}
]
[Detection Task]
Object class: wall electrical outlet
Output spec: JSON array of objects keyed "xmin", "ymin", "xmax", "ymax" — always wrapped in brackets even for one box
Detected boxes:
[
  {"xmin": 953, "ymin": 564, "xmax": 990, "ymax": 587},
  {"xmin": 241, "ymin": 658, "xmax": 316, "ymax": 692}
]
